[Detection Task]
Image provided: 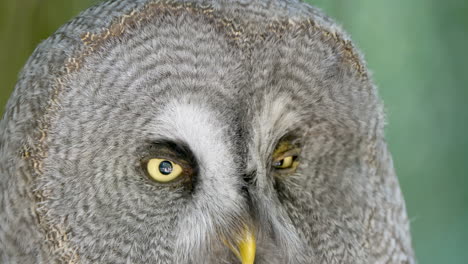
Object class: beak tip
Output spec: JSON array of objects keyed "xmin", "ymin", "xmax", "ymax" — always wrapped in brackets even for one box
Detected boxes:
[
  {"xmin": 224, "ymin": 225, "xmax": 256, "ymax": 264},
  {"xmin": 238, "ymin": 228, "xmax": 256, "ymax": 264}
]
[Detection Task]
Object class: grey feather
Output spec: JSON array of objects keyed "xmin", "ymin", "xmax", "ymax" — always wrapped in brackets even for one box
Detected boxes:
[{"xmin": 0, "ymin": 0, "xmax": 415, "ymax": 263}]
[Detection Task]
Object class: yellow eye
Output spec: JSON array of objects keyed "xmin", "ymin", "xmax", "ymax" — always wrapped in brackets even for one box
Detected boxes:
[
  {"xmin": 273, "ymin": 156, "xmax": 295, "ymax": 169},
  {"xmin": 146, "ymin": 158, "xmax": 183, "ymax": 182}
]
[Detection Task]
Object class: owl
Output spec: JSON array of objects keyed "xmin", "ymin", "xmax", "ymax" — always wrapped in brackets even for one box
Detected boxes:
[{"xmin": 0, "ymin": 0, "xmax": 415, "ymax": 263}]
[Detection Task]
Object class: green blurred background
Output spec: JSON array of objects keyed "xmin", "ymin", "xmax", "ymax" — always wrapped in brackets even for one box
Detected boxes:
[{"xmin": 0, "ymin": 0, "xmax": 467, "ymax": 263}]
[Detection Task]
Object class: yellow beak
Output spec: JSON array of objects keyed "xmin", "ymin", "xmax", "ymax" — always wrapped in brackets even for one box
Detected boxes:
[{"xmin": 226, "ymin": 226, "xmax": 256, "ymax": 264}]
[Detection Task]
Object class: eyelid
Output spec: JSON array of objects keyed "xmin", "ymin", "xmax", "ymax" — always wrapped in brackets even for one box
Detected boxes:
[
  {"xmin": 146, "ymin": 141, "xmax": 195, "ymax": 165},
  {"xmin": 141, "ymin": 153, "xmax": 191, "ymax": 170},
  {"xmin": 272, "ymin": 147, "xmax": 300, "ymax": 162},
  {"xmin": 272, "ymin": 146, "xmax": 301, "ymax": 173}
]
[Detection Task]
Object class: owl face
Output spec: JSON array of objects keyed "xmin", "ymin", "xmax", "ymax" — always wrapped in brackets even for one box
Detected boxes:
[{"xmin": 0, "ymin": 1, "xmax": 414, "ymax": 264}]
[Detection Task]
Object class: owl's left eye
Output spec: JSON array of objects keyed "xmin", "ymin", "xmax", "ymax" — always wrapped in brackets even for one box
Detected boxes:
[
  {"xmin": 273, "ymin": 155, "xmax": 297, "ymax": 170},
  {"xmin": 272, "ymin": 156, "xmax": 296, "ymax": 169},
  {"xmin": 271, "ymin": 140, "xmax": 300, "ymax": 172},
  {"xmin": 145, "ymin": 158, "xmax": 183, "ymax": 182}
]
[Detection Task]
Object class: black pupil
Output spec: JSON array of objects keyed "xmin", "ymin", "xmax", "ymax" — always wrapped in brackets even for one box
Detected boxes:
[
  {"xmin": 274, "ymin": 159, "xmax": 284, "ymax": 167},
  {"xmin": 159, "ymin": 161, "xmax": 173, "ymax": 175}
]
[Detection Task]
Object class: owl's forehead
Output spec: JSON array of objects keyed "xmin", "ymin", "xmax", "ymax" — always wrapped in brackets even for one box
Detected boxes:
[{"xmin": 62, "ymin": 1, "xmax": 374, "ymax": 144}]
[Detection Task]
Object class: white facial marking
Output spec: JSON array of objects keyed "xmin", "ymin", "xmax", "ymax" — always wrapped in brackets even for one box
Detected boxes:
[{"xmin": 150, "ymin": 98, "xmax": 246, "ymax": 263}]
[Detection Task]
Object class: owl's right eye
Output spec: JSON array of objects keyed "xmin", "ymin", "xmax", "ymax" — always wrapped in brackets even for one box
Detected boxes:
[{"xmin": 145, "ymin": 158, "xmax": 183, "ymax": 182}]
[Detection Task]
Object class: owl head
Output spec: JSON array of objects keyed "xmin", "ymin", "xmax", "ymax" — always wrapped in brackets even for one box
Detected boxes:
[{"xmin": 0, "ymin": 0, "xmax": 414, "ymax": 263}]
